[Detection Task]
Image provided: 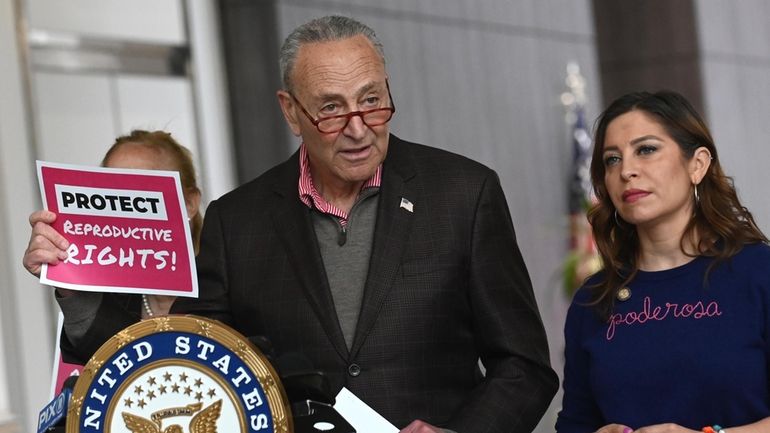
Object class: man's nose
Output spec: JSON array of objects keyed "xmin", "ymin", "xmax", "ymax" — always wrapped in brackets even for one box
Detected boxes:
[{"xmin": 343, "ymin": 113, "xmax": 368, "ymax": 139}]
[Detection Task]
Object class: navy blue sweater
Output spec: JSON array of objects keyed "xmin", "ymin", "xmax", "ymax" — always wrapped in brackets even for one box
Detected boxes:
[{"xmin": 557, "ymin": 243, "xmax": 770, "ymax": 432}]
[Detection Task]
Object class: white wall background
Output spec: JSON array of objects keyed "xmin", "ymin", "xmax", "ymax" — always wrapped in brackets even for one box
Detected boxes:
[
  {"xmin": 27, "ymin": 0, "xmax": 186, "ymax": 44},
  {"xmin": 696, "ymin": 0, "xmax": 770, "ymax": 235},
  {"xmin": 32, "ymin": 72, "xmax": 198, "ymax": 166},
  {"xmin": 0, "ymin": 0, "xmax": 51, "ymax": 429}
]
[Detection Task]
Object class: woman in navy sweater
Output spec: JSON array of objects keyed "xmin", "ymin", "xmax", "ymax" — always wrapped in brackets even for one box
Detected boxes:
[{"xmin": 556, "ymin": 91, "xmax": 770, "ymax": 433}]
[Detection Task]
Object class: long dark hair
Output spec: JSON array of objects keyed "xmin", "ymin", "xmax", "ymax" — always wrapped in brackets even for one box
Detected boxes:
[
  {"xmin": 587, "ymin": 91, "xmax": 767, "ymax": 318},
  {"xmin": 103, "ymin": 130, "xmax": 203, "ymax": 253}
]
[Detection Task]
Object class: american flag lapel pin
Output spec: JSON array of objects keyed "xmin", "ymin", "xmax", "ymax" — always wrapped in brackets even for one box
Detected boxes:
[{"xmin": 399, "ymin": 197, "xmax": 414, "ymax": 213}]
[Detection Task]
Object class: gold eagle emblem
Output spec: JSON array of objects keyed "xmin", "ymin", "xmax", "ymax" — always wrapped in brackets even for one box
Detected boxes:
[{"xmin": 122, "ymin": 399, "xmax": 222, "ymax": 433}]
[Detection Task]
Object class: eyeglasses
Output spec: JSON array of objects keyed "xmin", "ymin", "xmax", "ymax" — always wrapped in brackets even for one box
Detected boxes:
[{"xmin": 290, "ymin": 81, "xmax": 396, "ymax": 134}]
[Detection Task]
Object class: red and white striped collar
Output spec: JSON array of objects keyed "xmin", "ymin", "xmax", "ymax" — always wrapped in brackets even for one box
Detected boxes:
[{"xmin": 297, "ymin": 142, "xmax": 382, "ymax": 225}]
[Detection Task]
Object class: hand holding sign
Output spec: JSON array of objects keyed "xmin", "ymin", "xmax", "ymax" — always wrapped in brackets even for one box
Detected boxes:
[{"xmin": 24, "ymin": 209, "xmax": 70, "ymax": 278}]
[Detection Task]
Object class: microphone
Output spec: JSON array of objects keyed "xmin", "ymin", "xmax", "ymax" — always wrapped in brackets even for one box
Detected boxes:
[
  {"xmin": 247, "ymin": 336, "xmax": 354, "ymax": 432},
  {"xmin": 37, "ymin": 376, "xmax": 78, "ymax": 433},
  {"xmin": 248, "ymin": 335, "xmax": 334, "ymax": 404},
  {"xmin": 247, "ymin": 335, "xmax": 275, "ymax": 359},
  {"xmin": 275, "ymin": 352, "xmax": 334, "ymax": 405},
  {"xmin": 248, "ymin": 335, "xmax": 334, "ymax": 405}
]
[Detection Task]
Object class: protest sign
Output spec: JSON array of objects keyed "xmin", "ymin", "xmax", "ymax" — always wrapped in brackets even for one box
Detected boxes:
[{"xmin": 37, "ymin": 161, "xmax": 197, "ymax": 297}]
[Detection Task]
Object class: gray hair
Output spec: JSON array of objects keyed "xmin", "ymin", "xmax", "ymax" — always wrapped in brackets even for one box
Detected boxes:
[{"xmin": 279, "ymin": 15, "xmax": 386, "ymax": 91}]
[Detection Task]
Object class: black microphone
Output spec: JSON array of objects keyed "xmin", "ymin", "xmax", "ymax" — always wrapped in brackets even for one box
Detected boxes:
[
  {"xmin": 247, "ymin": 335, "xmax": 275, "ymax": 359},
  {"xmin": 37, "ymin": 375, "xmax": 78, "ymax": 433},
  {"xmin": 247, "ymin": 335, "xmax": 334, "ymax": 405},
  {"xmin": 246, "ymin": 336, "xmax": 354, "ymax": 433},
  {"xmin": 275, "ymin": 352, "xmax": 334, "ymax": 405},
  {"xmin": 275, "ymin": 353, "xmax": 354, "ymax": 433}
]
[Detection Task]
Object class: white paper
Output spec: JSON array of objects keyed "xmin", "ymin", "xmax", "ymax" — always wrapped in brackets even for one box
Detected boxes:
[{"xmin": 334, "ymin": 387, "xmax": 398, "ymax": 433}]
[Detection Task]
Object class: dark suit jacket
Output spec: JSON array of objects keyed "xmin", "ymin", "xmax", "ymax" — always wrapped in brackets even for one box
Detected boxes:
[{"xmin": 62, "ymin": 134, "xmax": 557, "ymax": 432}]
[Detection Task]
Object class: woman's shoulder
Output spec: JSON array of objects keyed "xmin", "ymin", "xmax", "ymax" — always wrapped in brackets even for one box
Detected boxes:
[
  {"xmin": 728, "ymin": 243, "xmax": 770, "ymax": 301},
  {"xmin": 564, "ymin": 272, "xmax": 608, "ymax": 332},
  {"xmin": 742, "ymin": 241, "xmax": 770, "ymax": 254},
  {"xmin": 710, "ymin": 242, "xmax": 770, "ymax": 289},
  {"xmin": 729, "ymin": 242, "xmax": 770, "ymax": 266},
  {"xmin": 571, "ymin": 271, "xmax": 605, "ymax": 301}
]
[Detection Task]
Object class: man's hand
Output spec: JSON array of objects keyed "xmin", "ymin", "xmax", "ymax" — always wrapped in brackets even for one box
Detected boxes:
[
  {"xmin": 399, "ymin": 420, "xmax": 444, "ymax": 433},
  {"xmin": 23, "ymin": 210, "xmax": 69, "ymax": 276}
]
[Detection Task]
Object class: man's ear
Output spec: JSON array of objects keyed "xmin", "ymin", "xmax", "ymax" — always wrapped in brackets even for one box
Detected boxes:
[
  {"xmin": 277, "ymin": 90, "xmax": 302, "ymax": 137},
  {"xmin": 690, "ymin": 146, "xmax": 712, "ymax": 185}
]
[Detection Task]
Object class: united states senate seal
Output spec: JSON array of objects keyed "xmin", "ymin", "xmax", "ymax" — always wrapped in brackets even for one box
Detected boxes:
[{"xmin": 66, "ymin": 315, "xmax": 292, "ymax": 433}]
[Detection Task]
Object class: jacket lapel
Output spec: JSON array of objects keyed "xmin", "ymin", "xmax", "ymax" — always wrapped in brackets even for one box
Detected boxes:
[
  {"xmin": 350, "ymin": 136, "xmax": 417, "ymax": 357},
  {"xmin": 269, "ymin": 152, "xmax": 349, "ymax": 360}
]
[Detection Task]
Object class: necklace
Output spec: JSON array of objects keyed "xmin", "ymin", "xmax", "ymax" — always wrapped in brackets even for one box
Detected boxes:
[{"xmin": 142, "ymin": 294, "xmax": 154, "ymax": 317}]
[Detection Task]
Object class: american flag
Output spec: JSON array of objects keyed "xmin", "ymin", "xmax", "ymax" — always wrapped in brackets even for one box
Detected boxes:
[
  {"xmin": 562, "ymin": 63, "xmax": 600, "ymax": 296},
  {"xmin": 568, "ymin": 105, "xmax": 592, "ymax": 219}
]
